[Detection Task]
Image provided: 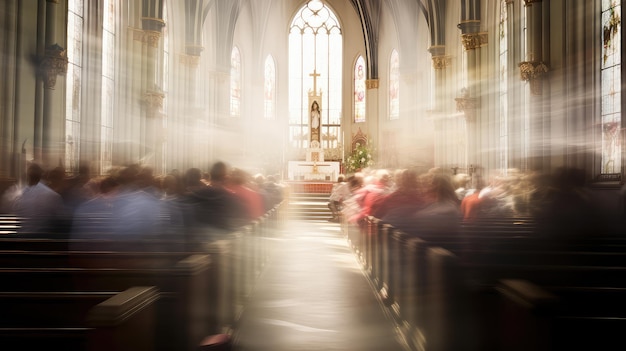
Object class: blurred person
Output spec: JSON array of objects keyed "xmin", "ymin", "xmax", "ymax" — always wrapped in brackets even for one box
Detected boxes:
[
  {"xmin": 534, "ymin": 167, "xmax": 609, "ymax": 242},
  {"xmin": 184, "ymin": 167, "xmax": 207, "ymax": 193},
  {"xmin": 71, "ymin": 164, "xmax": 165, "ymax": 238},
  {"xmin": 184, "ymin": 161, "xmax": 247, "ymax": 234},
  {"xmin": 13, "ymin": 163, "xmax": 67, "ymax": 235},
  {"xmin": 408, "ymin": 173, "xmax": 462, "ymax": 237},
  {"xmin": 340, "ymin": 173, "xmax": 365, "ymax": 224},
  {"xmin": 453, "ymin": 173, "xmax": 471, "ymax": 201},
  {"xmin": 349, "ymin": 169, "xmax": 393, "ymax": 225},
  {"xmin": 254, "ymin": 173, "xmax": 284, "ymax": 211},
  {"xmin": 61, "ymin": 163, "xmax": 93, "ymax": 213},
  {"xmin": 136, "ymin": 166, "xmax": 161, "ymax": 198},
  {"xmin": 327, "ymin": 174, "xmax": 347, "ymax": 222},
  {"xmin": 227, "ymin": 168, "xmax": 265, "ymax": 222},
  {"xmin": 460, "ymin": 176, "xmax": 486, "ymax": 222},
  {"xmin": 372, "ymin": 169, "xmax": 423, "ymax": 221},
  {"xmin": 159, "ymin": 173, "xmax": 187, "ymax": 233}
]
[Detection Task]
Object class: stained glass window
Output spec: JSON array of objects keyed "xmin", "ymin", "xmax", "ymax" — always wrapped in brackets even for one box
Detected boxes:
[
  {"xmin": 499, "ymin": 0, "xmax": 508, "ymax": 173},
  {"xmin": 101, "ymin": 0, "xmax": 115, "ymax": 174},
  {"xmin": 230, "ymin": 46, "xmax": 241, "ymax": 117},
  {"xmin": 65, "ymin": 0, "xmax": 84, "ymax": 174},
  {"xmin": 289, "ymin": 0, "xmax": 342, "ymax": 150},
  {"xmin": 389, "ymin": 50, "xmax": 399, "ymax": 120},
  {"xmin": 601, "ymin": 0, "xmax": 622, "ymax": 174},
  {"xmin": 264, "ymin": 55, "xmax": 276, "ymax": 120},
  {"xmin": 354, "ymin": 56, "xmax": 366, "ymax": 123}
]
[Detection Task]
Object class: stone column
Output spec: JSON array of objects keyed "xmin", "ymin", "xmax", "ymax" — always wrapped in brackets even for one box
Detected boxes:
[
  {"xmin": 39, "ymin": 0, "xmax": 68, "ymax": 168},
  {"xmin": 428, "ymin": 45, "xmax": 451, "ymax": 112},
  {"xmin": 457, "ymin": 17, "xmax": 487, "ymax": 177},
  {"xmin": 521, "ymin": 0, "xmax": 549, "ymax": 171},
  {"xmin": 366, "ymin": 78, "xmax": 379, "ymax": 160},
  {"xmin": 0, "ymin": 0, "xmax": 18, "ymax": 178},
  {"xmin": 140, "ymin": 9, "xmax": 165, "ymax": 171}
]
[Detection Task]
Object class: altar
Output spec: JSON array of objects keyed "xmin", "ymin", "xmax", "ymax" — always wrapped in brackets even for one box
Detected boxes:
[{"xmin": 287, "ymin": 161, "xmax": 341, "ymax": 181}]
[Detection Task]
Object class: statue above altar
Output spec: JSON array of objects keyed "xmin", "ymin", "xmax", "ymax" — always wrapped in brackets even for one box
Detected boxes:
[{"xmin": 285, "ymin": 68, "xmax": 340, "ymax": 182}]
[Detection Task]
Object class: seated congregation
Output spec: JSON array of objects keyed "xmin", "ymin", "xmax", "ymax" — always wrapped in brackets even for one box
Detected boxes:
[
  {"xmin": 0, "ymin": 161, "xmax": 284, "ymax": 351},
  {"xmin": 337, "ymin": 166, "xmax": 626, "ymax": 351}
]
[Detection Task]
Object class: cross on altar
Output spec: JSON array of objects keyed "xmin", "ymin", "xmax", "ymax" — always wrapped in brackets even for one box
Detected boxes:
[{"xmin": 309, "ymin": 69, "xmax": 320, "ymax": 94}]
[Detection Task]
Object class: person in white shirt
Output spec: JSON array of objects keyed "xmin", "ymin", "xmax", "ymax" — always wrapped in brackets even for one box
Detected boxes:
[{"xmin": 328, "ymin": 175, "xmax": 347, "ymax": 222}]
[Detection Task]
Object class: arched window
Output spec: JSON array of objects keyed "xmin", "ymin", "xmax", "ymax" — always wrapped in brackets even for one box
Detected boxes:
[
  {"xmin": 289, "ymin": 0, "xmax": 342, "ymax": 150},
  {"xmin": 601, "ymin": 0, "xmax": 621, "ymax": 174},
  {"xmin": 389, "ymin": 50, "xmax": 399, "ymax": 120},
  {"xmin": 354, "ymin": 56, "xmax": 366, "ymax": 123},
  {"xmin": 100, "ymin": 0, "xmax": 115, "ymax": 174},
  {"xmin": 161, "ymin": 1, "xmax": 169, "ymax": 172},
  {"xmin": 65, "ymin": 0, "xmax": 84, "ymax": 174},
  {"xmin": 264, "ymin": 55, "xmax": 276, "ymax": 120},
  {"xmin": 230, "ymin": 46, "xmax": 241, "ymax": 118},
  {"xmin": 499, "ymin": 0, "xmax": 508, "ymax": 173}
]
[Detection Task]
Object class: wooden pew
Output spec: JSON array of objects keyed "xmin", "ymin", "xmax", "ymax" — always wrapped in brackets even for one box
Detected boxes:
[
  {"xmin": 372, "ymin": 221, "xmax": 626, "ymax": 350},
  {"xmin": 0, "ymin": 286, "xmax": 159, "ymax": 351},
  {"xmin": 0, "ymin": 254, "xmax": 211, "ymax": 351},
  {"xmin": 498, "ymin": 279, "xmax": 626, "ymax": 350}
]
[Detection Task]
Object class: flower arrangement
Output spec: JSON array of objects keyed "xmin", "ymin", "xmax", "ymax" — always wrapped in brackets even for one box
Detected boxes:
[{"xmin": 345, "ymin": 142, "xmax": 374, "ymax": 173}]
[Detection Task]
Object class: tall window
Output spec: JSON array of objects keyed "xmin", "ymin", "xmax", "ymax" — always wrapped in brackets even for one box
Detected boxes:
[
  {"xmin": 264, "ymin": 55, "xmax": 276, "ymax": 120},
  {"xmin": 161, "ymin": 1, "xmax": 169, "ymax": 172},
  {"xmin": 601, "ymin": 0, "xmax": 622, "ymax": 174},
  {"xmin": 354, "ymin": 56, "xmax": 366, "ymax": 123},
  {"xmin": 521, "ymin": 1, "xmax": 530, "ymax": 171},
  {"xmin": 499, "ymin": 0, "xmax": 508, "ymax": 173},
  {"xmin": 289, "ymin": 0, "xmax": 342, "ymax": 150},
  {"xmin": 65, "ymin": 0, "xmax": 84, "ymax": 174},
  {"xmin": 101, "ymin": 0, "xmax": 115, "ymax": 173},
  {"xmin": 230, "ymin": 46, "xmax": 241, "ymax": 117},
  {"xmin": 389, "ymin": 50, "xmax": 399, "ymax": 120}
]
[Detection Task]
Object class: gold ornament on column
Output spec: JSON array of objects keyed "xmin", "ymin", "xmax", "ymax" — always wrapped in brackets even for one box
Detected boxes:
[
  {"xmin": 365, "ymin": 79, "xmax": 379, "ymax": 89},
  {"xmin": 142, "ymin": 90, "xmax": 165, "ymax": 118},
  {"xmin": 455, "ymin": 88, "xmax": 479, "ymax": 123},
  {"xmin": 143, "ymin": 30, "xmax": 161, "ymax": 48},
  {"xmin": 40, "ymin": 43, "xmax": 68, "ymax": 89},
  {"xmin": 518, "ymin": 60, "xmax": 548, "ymax": 95},
  {"xmin": 180, "ymin": 54, "xmax": 200, "ymax": 68},
  {"xmin": 432, "ymin": 55, "xmax": 452, "ymax": 70},
  {"xmin": 461, "ymin": 32, "xmax": 488, "ymax": 50}
]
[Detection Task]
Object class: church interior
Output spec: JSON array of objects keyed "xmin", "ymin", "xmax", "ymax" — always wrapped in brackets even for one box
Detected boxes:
[{"xmin": 1, "ymin": 0, "xmax": 626, "ymax": 350}]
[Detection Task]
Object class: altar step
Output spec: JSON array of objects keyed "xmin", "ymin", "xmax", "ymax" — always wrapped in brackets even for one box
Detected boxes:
[{"xmin": 286, "ymin": 192, "xmax": 333, "ymax": 221}]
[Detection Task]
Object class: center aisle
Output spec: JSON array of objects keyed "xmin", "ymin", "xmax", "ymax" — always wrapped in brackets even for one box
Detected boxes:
[{"xmin": 232, "ymin": 219, "xmax": 410, "ymax": 351}]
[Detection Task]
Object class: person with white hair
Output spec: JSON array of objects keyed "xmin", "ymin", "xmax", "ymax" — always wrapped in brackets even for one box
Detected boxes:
[{"xmin": 348, "ymin": 169, "xmax": 392, "ymax": 225}]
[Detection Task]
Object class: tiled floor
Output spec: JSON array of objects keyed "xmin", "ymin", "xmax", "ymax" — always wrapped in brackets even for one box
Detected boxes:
[{"xmin": 232, "ymin": 219, "xmax": 409, "ymax": 351}]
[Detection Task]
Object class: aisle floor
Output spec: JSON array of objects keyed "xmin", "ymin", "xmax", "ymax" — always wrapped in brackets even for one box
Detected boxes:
[{"xmin": 232, "ymin": 219, "xmax": 409, "ymax": 351}]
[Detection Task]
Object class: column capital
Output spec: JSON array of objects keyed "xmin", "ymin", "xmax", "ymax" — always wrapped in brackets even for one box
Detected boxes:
[
  {"xmin": 461, "ymin": 32, "xmax": 488, "ymax": 50},
  {"xmin": 143, "ymin": 90, "xmax": 165, "ymax": 118},
  {"xmin": 519, "ymin": 61, "xmax": 548, "ymax": 94},
  {"xmin": 180, "ymin": 54, "xmax": 201, "ymax": 68},
  {"xmin": 431, "ymin": 55, "xmax": 452, "ymax": 70},
  {"xmin": 366, "ymin": 79, "xmax": 379, "ymax": 89},
  {"xmin": 143, "ymin": 30, "xmax": 161, "ymax": 48},
  {"xmin": 40, "ymin": 43, "xmax": 68, "ymax": 89},
  {"xmin": 455, "ymin": 97, "xmax": 479, "ymax": 123}
]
